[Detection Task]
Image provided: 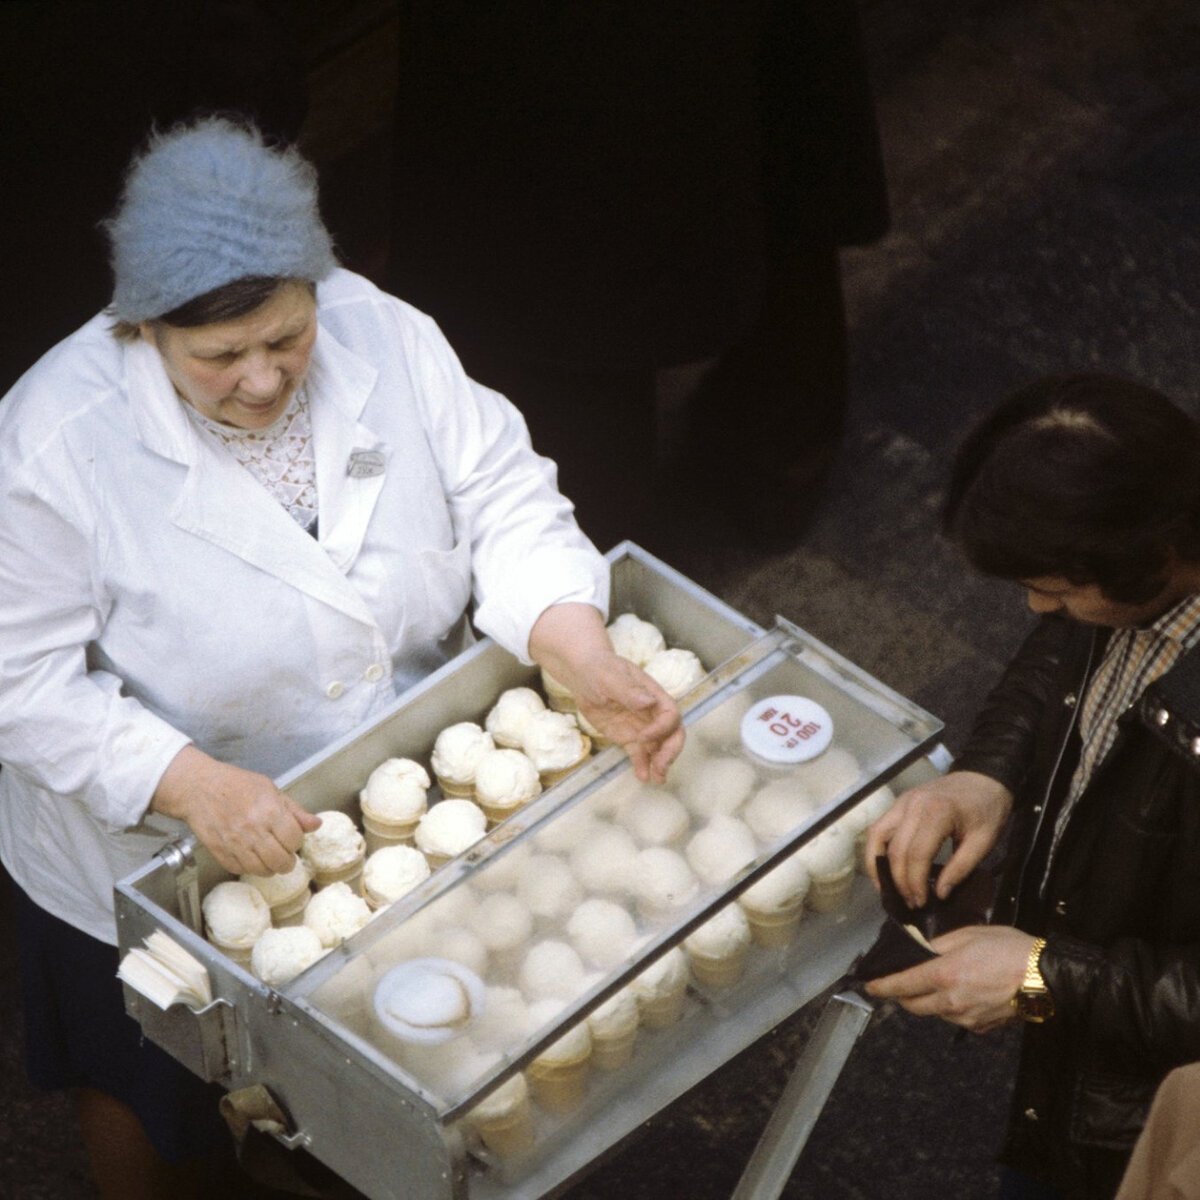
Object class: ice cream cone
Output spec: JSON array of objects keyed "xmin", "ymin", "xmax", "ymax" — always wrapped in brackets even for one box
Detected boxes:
[
  {"xmin": 538, "ymin": 735, "xmax": 592, "ymax": 788},
  {"xmin": 806, "ymin": 865, "xmax": 855, "ymax": 914},
  {"xmin": 478, "ymin": 800, "xmax": 527, "ymax": 828},
  {"xmin": 527, "ymin": 1052, "xmax": 590, "ymax": 1113},
  {"xmin": 362, "ymin": 813, "xmax": 420, "ymax": 855},
  {"xmin": 584, "ymin": 989, "xmax": 639, "ymax": 1071},
  {"xmin": 741, "ymin": 899, "xmax": 805, "ymax": 949},
  {"xmin": 468, "ymin": 1074, "xmax": 536, "ymax": 1157},
  {"xmin": 312, "ymin": 858, "xmax": 364, "ymax": 896},
  {"xmin": 590, "ymin": 1026, "xmax": 637, "ymax": 1071},
  {"xmin": 474, "ymin": 1100, "xmax": 535, "ymax": 1156},
  {"xmin": 210, "ymin": 937, "xmax": 255, "ymax": 969},
  {"xmin": 687, "ymin": 944, "xmax": 748, "ymax": 989},
  {"xmin": 637, "ymin": 988, "xmax": 686, "ymax": 1030},
  {"xmin": 435, "ymin": 776, "xmax": 476, "ymax": 799},
  {"xmin": 269, "ymin": 889, "xmax": 311, "ymax": 927}
]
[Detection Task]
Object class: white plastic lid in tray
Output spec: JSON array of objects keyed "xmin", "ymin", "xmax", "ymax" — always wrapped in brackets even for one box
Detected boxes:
[
  {"xmin": 374, "ymin": 957, "xmax": 486, "ymax": 1044},
  {"xmin": 740, "ymin": 695, "xmax": 833, "ymax": 765}
]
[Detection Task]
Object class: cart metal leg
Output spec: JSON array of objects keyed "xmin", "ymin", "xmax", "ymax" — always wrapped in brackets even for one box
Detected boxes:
[{"xmin": 730, "ymin": 992, "xmax": 875, "ymax": 1200}]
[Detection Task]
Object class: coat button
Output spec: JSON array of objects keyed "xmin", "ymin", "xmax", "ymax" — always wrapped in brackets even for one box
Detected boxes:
[
  {"xmin": 1064, "ymin": 693, "xmax": 1077, "ymax": 708},
  {"xmin": 325, "ymin": 681, "xmax": 345, "ymax": 700},
  {"xmin": 1156, "ymin": 707, "xmax": 1171, "ymax": 727},
  {"xmin": 1024, "ymin": 1108, "xmax": 1039, "ymax": 1121},
  {"xmin": 1055, "ymin": 900, "xmax": 1067, "ymax": 916},
  {"xmin": 364, "ymin": 663, "xmax": 386, "ymax": 683}
]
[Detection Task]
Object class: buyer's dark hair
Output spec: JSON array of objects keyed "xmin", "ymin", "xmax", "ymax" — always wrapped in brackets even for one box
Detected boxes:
[{"xmin": 944, "ymin": 374, "xmax": 1200, "ymax": 603}]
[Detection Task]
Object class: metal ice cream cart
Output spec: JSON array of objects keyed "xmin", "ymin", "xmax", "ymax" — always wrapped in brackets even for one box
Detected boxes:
[{"xmin": 115, "ymin": 543, "xmax": 944, "ymax": 1199}]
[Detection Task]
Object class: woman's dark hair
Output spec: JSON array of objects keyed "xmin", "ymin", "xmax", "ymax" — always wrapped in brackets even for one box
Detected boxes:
[
  {"xmin": 109, "ymin": 276, "xmax": 313, "ymax": 341},
  {"xmin": 944, "ymin": 374, "xmax": 1200, "ymax": 603}
]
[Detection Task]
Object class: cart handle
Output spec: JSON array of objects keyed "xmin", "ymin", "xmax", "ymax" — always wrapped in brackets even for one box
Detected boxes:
[{"xmin": 730, "ymin": 992, "xmax": 874, "ymax": 1200}]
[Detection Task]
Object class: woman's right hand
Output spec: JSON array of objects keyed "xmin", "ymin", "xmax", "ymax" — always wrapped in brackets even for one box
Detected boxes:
[
  {"xmin": 864, "ymin": 770, "xmax": 1013, "ymax": 908},
  {"xmin": 150, "ymin": 744, "xmax": 321, "ymax": 876}
]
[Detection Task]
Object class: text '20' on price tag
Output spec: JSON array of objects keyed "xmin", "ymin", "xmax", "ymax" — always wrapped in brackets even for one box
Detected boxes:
[{"xmin": 740, "ymin": 695, "xmax": 834, "ymax": 764}]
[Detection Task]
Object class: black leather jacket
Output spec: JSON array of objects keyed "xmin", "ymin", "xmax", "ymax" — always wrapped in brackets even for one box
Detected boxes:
[{"xmin": 954, "ymin": 614, "xmax": 1200, "ymax": 1200}]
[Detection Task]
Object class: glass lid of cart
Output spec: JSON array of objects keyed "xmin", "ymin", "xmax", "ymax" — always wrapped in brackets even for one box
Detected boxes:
[{"xmin": 292, "ymin": 619, "xmax": 941, "ymax": 1122}]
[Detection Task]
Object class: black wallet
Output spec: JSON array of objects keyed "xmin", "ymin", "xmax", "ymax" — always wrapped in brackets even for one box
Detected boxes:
[{"xmin": 846, "ymin": 857, "xmax": 998, "ymax": 984}]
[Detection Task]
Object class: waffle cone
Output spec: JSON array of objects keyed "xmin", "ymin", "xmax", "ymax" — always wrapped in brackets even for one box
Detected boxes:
[
  {"xmin": 269, "ymin": 889, "xmax": 311, "ymax": 927},
  {"xmin": 363, "ymin": 886, "xmax": 395, "ymax": 912},
  {"xmin": 806, "ymin": 865, "xmax": 855, "ymax": 914},
  {"xmin": 687, "ymin": 944, "xmax": 748, "ymax": 990},
  {"xmin": 361, "ymin": 813, "xmax": 420, "ymax": 855},
  {"xmin": 312, "ymin": 859, "xmax": 364, "ymax": 896},
  {"xmin": 210, "ymin": 937, "xmax": 254, "ymax": 968},
  {"xmin": 742, "ymin": 900, "xmax": 804, "ymax": 949},
  {"xmin": 538, "ymin": 736, "xmax": 592, "ymax": 787},
  {"xmin": 472, "ymin": 1099, "xmax": 535, "ymax": 1156},
  {"xmin": 435, "ymin": 776, "xmax": 476, "ymax": 799},
  {"xmin": 637, "ymin": 984, "xmax": 687, "ymax": 1030},
  {"xmin": 478, "ymin": 798, "xmax": 531, "ymax": 828},
  {"xmin": 528, "ymin": 1053, "xmax": 590, "ymax": 1113},
  {"xmin": 589, "ymin": 1027, "xmax": 637, "ymax": 1071}
]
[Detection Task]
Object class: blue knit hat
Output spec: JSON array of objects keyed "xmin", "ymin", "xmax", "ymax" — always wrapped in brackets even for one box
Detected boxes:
[{"xmin": 105, "ymin": 117, "xmax": 337, "ymax": 323}]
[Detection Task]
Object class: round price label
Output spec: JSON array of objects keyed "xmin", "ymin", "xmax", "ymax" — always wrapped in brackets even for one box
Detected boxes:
[{"xmin": 740, "ymin": 695, "xmax": 834, "ymax": 764}]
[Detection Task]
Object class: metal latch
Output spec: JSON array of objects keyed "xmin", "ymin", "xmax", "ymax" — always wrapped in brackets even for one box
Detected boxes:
[
  {"xmin": 158, "ymin": 835, "xmax": 203, "ymax": 933},
  {"xmin": 192, "ymin": 996, "xmax": 239, "ymax": 1082}
]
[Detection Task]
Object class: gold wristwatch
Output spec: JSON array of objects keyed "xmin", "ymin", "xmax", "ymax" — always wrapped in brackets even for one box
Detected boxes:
[{"xmin": 1011, "ymin": 936, "xmax": 1055, "ymax": 1023}]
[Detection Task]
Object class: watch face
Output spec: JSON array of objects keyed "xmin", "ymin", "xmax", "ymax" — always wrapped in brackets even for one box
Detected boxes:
[{"xmin": 1016, "ymin": 989, "xmax": 1056, "ymax": 1022}]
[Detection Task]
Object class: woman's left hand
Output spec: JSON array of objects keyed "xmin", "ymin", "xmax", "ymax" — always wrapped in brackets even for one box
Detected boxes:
[
  {"xmin": 528, "ymin": 603, "xmax": 684, "ymax": 783},
  {"xmin": 573, "ymin": 653, "xmax": 684, "ymax": 783}
]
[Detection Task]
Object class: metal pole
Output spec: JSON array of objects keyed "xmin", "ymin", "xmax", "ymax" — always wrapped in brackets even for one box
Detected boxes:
[{"xmin": 730, "ymin": 992, "xmax": 875, "ymax": 1200}]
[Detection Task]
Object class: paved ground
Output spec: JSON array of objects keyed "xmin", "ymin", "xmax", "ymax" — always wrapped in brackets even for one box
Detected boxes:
[{"xmin": 3, "ymin": 1, "xmax": 1200, "ymax": 1196}]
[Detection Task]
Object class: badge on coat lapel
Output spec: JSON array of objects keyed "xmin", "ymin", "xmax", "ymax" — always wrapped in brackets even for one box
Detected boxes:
[{"xmin": 347, "ymin": 449, "xmax": 386, "ymax": 478}]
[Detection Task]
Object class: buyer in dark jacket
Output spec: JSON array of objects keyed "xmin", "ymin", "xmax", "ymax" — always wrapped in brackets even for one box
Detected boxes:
[{"xmin": 865, "ymin": 374, "xmax": 1200, "ymax": 1200}]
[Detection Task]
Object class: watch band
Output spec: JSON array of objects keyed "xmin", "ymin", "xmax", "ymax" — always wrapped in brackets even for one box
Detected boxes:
[
  {"xmin": 1011, "ymin": 936, "xmax": 1055, "ymax": 1022},
  {"xmin": 1022, "ymin": 936, "xmax": 1048, "ymax": 990}
]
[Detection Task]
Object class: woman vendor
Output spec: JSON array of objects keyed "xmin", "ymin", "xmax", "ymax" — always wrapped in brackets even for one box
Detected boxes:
[{"xmin": 0, "ymin": 117, "xmax": 682, "ymax": 1197}]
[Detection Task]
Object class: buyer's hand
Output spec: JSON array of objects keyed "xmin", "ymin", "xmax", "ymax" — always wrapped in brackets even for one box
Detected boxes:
[
  {"xmin": 151, "ymin": 744, "xmax": 321, "ymax": 875},
  {"xmin": 865, "ymin": 770, "xmax": 1013, "ymax": 908},
  {"xmin": 529, "ymin": 602, "xmax": 684, "ymax": 783},
  {"xmin": 865, "ymin": 925, "xmax": 1036, "ymax": 1033}
]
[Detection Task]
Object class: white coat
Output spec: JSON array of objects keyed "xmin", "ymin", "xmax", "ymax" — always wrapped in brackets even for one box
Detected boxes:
[{"xmin": 0, "ymin": 270, "xmax": 609, "ymax": 942}]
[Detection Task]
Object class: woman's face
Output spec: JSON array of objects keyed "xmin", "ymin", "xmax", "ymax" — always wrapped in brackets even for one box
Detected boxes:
[{"xmin": 142, "ymin": 281, "xmax": 318, "ymax": 430}]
